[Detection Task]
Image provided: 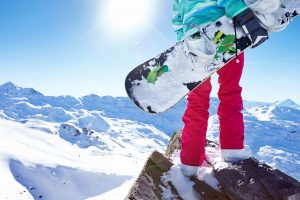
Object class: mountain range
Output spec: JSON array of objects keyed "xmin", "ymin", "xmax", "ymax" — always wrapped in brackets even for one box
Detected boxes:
[{"xmin": 0, "ymin": 81, "xmax": 299, "ymax": 199}]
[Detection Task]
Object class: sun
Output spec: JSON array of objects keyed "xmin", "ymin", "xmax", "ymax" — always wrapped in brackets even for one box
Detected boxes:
[{"xmin": 105, "ymin": 0, "xmax": 149, "ymax": 29}]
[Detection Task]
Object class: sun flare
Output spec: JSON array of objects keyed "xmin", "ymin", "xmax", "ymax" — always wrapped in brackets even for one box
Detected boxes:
[{"xmin": 105, "ymin": 0, "xmax": 149, "ymax": 29}]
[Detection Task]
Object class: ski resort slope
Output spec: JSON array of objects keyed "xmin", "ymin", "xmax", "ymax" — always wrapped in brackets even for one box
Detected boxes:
[{"xmin": 0, "ymin": 119, "xmax": 168, "ymax": 200}]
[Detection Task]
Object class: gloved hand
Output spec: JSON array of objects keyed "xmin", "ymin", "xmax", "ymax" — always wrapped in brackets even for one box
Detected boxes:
[{"xmin": 233, "ymin": 8, "xmax": 269, "ymax": 48}]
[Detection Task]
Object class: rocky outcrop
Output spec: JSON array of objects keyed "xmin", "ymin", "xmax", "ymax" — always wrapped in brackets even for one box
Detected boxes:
[
  {"xmin": 165, "ymin": 131, "xmax": 181, "ymax": 158},
  {"xmin": 127, "ymin": 131, "xmax": 300, "ymax": 200},
  {"xmin": 214, "ymin": 158, "xmax": 300, "ymax": 200},
  {"xmin": 125, "ymin": 151, "xmax": 181, "ymax": 200}
]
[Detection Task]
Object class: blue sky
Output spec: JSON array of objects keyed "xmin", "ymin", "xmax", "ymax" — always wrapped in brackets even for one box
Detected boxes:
[{"xmin": 0, "ymin": 0, "xmax": 299, "ymax": 104}]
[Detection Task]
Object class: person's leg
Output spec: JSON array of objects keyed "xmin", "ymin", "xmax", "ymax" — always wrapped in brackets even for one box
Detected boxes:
[
  {"xmin": 181, "ymin": 78, "xmax": 212, "ymax": 166},
  {"xmin": 217, "ymin": 53, "xmax": 245, "ymax": 150}
]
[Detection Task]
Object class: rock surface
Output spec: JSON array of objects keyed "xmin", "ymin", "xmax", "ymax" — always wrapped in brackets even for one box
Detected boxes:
[{"xmin": 127, "ymin": 131, "xmax": 300, "ymax": 200}]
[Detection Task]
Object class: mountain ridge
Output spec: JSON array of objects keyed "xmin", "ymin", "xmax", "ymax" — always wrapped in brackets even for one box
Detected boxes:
[
  {"xmin": 0, "ymin": 81, "xmax": 299, "ymax": 199},
  {"xmin": 0, "ymin": 81, "xmax": 299, "ymax": 181}
]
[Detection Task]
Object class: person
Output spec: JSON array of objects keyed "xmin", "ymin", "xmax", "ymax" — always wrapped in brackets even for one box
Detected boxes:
[{"xmin": 172, "ymin": 0, "xmax": 280, "ymax": 177}]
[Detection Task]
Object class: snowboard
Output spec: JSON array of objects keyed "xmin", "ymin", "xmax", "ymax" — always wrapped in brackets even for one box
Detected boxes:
[{"xmin": 125, "ymin": 1, "xmax": 300, "ymax": 113}]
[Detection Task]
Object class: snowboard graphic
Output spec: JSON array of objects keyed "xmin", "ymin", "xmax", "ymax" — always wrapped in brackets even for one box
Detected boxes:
[{"xmin": 125, "ymin": 1, "xmax": 300, "ymax": 113}]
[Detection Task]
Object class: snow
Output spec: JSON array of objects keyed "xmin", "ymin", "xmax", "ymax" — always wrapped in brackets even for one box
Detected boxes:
[
  {"xmin": 196, "ymin": 164, "xmax": 220, "ymax": 190},
  {"xmin": 0, "ymin": 82, "xmax": 300, "ymax": 199},
  {"xmin": 0, "ymin": 81, "xmax": 171, "ymax": 199},
  {"xmin": 0, "ymin": 118, "xmax": 163, "ymax": 199},
  {"xmin": 161, "ymin": 148, "xmax": 224, "ymax": 199},
  {"xmin": 257, "ymin": 145, "xmax": 300, "ymax": 178},
  {"xmin": 162, "ymin": 165, "xmax": 201, "ymax": 200}
]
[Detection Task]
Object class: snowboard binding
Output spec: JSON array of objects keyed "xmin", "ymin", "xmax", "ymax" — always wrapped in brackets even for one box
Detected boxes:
[{"xmin": 183, "ymin": 28, "xmax": 216, "ymax": 72}]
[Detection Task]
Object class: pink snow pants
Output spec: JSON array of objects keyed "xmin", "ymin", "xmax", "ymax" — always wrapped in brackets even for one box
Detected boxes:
[{"xmin": 180, "ymin": 53, "xmax": 245, "ymax": 166}]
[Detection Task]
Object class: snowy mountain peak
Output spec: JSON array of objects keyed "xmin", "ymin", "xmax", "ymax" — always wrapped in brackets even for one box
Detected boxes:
[
  {"xmin": 0, "ymin": 82, "xmax": 43, "ymax": 97},
  {"xmin": 274, "ymin": 99, "xmax": 300, "ymax": 109},
  {"xmin": 0, "ymin": 81, "xmax": 18, "ymax": 91}
]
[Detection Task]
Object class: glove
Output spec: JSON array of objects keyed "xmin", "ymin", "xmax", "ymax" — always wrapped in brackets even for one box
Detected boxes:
[{"xmin": 233, "ymin": 8, "xmax": 269, "ymax": 48}]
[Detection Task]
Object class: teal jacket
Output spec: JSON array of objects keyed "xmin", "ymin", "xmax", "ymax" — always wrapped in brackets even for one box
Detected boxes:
[{"xmin": 172, "ymin": 0, "xmax": 248, "ymax": 40}]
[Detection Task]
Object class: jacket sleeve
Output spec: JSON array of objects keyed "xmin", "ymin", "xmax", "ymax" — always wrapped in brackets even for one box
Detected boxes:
[
  {"xmin": 218, "ymin": 0, "xmax": 248, "ymax": 18},
  {"xmin": 172, "ymin": 0, "xmax": 184, "ymax": 41}
]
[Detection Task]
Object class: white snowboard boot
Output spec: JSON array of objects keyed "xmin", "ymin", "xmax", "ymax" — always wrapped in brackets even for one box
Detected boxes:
[
  {"xmin": 180, "ymin": 164, "xmax": 200, "ymax": 177},
  {"xmin": 180, "ymin": 160, "xmax": 209, "ymax": 177},
  {"xmin": 183, "ymin": 30, "xmax": 216, "ymax": 72},
  {"xmin": 244, "ymin": 0, "xmax": 288, "ymax": 32},
  {"xmin": 221, "ymin": 145, "xmax": 252, "ymax": 162}
]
